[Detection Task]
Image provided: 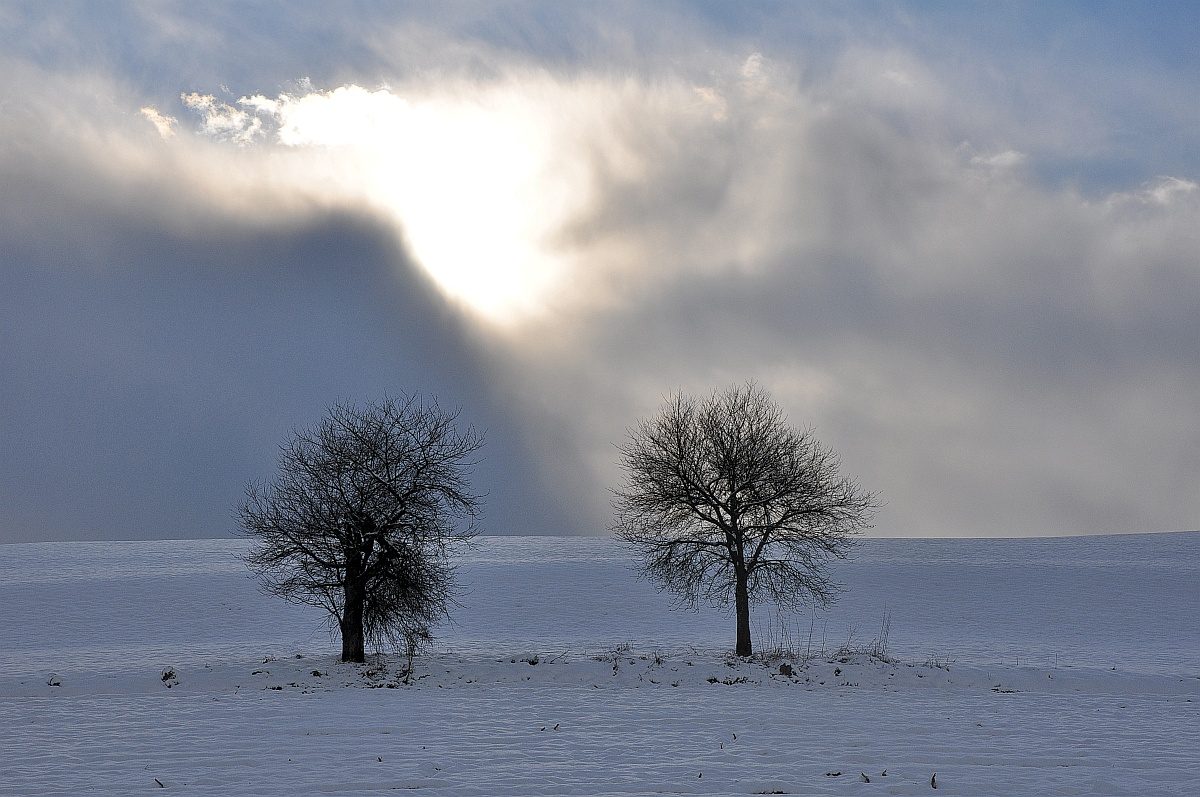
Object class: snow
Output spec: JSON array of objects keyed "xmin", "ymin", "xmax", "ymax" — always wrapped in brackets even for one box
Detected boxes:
[{"xmin": 1, "ymin": 533, "xmax": 1198, "ymax": 795}]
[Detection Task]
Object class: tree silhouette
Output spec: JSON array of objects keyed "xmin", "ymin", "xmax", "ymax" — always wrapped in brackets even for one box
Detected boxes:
[
  {"xmin": 614, "ymin": 382, "xmax": 877, "ymax": 656},
  {"xmin": 240, "ymin": 394, "xmax": 482, "ymax": 663}
]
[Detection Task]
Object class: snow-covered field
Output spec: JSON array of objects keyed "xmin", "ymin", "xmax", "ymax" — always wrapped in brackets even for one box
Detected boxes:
[{"xmin": 1, "ymin": 533, "xmax": 1198, "ymax": 795}]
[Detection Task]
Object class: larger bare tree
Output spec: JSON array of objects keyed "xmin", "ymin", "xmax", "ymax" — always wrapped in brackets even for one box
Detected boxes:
[
  {"xmin": 239, "ymin": 394, "xmax": 482, "ymax": 663},
  {"xmin": 614, "ymin": 382, "xmax": 878, "ymax": 656}
]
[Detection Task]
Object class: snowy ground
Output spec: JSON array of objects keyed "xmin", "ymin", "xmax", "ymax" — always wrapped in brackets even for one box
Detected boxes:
[{"xmin": 1, "ymin": 533, "xmax": 1198, "ymax": 795}]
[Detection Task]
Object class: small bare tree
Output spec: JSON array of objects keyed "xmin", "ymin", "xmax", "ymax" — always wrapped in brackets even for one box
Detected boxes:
[
  {"xmin": 239, "ymin": 394, "xmax": 482, "ymax": 663},
  {"xmin": 614, "ymin": 382, "xmax": 878, "ymax": 657}
]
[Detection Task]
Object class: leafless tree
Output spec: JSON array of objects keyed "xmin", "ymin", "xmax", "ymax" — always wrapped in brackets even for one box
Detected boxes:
[
  {"xmin": 239, "ymin": 394, "xmax": 482, "ymax": 663},
  {"xmin": 613, "ymin": 382, "xmax": 878, "ymax": 656}
]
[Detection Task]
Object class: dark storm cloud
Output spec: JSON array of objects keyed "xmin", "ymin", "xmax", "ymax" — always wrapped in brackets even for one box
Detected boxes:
[{"xmin": 0, "ymin": 78, "xmax": 572, "ymax": 542}]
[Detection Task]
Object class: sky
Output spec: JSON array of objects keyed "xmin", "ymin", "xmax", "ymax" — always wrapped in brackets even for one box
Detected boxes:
[{"xmin": 2, "ymin": 1, "xmax": 1199, "ymax": 543}]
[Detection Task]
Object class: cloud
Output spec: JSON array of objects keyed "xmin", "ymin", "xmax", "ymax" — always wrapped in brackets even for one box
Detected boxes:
[
  {"xmin": 181, "ymin": 92, "xmax": 264, "ymax": 143},
  {"xmin": 0, "ymin": 65, "xmax": 576, "ymax": 543},
  {"xmin": 160, "ymin": 78, "xmax": 728, "ymax": 323},
  {"xmin": 2, "ymin": 4, "xmax": 1199, "ymax": 540},
  {"xmin": 1137, "ymin": 176, "xmax": 1197, "ymax": 206},
  {"xmin": 454, "ymin": 52, "xmax": 1200, "ymax": 538},
  {"xmin": 969, "ymin": 148, "xmax": 1026, "ymax": 172},
  {"xmin": 139, "ymin": 106, "xmax": 177, "ymax": 138}
]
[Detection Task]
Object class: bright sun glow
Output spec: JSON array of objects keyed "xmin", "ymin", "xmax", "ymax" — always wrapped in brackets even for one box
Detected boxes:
[{"xmin": 257, "ymin": 85, "xmax": 586, "ymax": 324}]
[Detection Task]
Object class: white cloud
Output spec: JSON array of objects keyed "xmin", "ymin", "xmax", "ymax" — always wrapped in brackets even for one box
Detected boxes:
[
  {"xmin": 139, "ymin": 106, "xmax": 177, "ymax": 139},
  {"xmin": 691, "ymin": 85, "xmax": 728, "ymax": 122},
  {"xmin": 739, "ymin": 51, "xmax": 768, "ymax": 94},
  {"xmin": 881, "ymin": 68, "xmax": 916, "ymax": 89},
  {"xmin": 969, "ymin": 148, "xmax": 1026, "ymax": 171},
  {"xmin": 237, "ymin": 94, "xmax": 280, "ymax": 117},
  {"xmin": 1142, "ymin": 175, "xmax": 1197, "ymax": 205},
  {"xmin": 181, "ymin": 92, "xmax": 263, "ymax": 144},
  {"xmin": 1102, "ymin": 175, "xmax": 1199, "ymax": 214}
]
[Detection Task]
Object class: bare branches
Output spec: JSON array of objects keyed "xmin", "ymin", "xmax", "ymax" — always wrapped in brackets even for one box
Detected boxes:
[
  {"xmin": 238, "ymin": 393, "xmax": 482, "ymax": 662},
  {"xmin": 613, "ymin": 382, "xmax": 879, "ymax": 655}
]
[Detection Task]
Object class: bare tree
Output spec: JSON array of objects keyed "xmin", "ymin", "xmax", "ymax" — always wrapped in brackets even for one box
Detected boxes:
[
  {"xmin": 613, "ymin": 382, "xmax": 878, "ymax": 657},
  {"xmin": 239, "ymin": 394, "xmax": 482, "ymax": 663}
]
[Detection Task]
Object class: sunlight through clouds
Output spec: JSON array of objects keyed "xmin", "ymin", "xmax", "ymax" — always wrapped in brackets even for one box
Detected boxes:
[
  {"xmin": 177, "ymin": 82, "xmax": 605, "ymax": 323},
  {"xmin": 9, "ymin": 0, "xmax": 1197, "ymax": 539}
]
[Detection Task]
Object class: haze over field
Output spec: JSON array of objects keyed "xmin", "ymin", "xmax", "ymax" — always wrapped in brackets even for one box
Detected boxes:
[
  {"xmin": 4, "ymin": 534, "xmax": 1197, "ymax": 677},
  {"xmin": 3, "ymin": 2, "xmax": 1199, "ymax": 542}
]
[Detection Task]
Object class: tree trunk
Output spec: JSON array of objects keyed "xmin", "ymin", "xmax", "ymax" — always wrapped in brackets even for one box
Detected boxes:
[
  {"xmin": 734, "ymin": 572, "xmax": 752, "ymax": 657},
  {"xmin": 341, "ymin": 576, "xmax": 366, "ymax": 662},
  {"xmin": 341, "ymin": 542, "xmax": 367, "ymax": 663}
]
